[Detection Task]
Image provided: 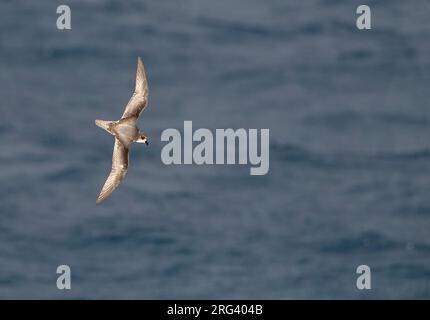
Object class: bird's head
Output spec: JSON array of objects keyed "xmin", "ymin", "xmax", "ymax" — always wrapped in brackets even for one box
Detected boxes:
[{"xmin": 136, "ymin": 133, "xmax": 149, "ymax": 145}]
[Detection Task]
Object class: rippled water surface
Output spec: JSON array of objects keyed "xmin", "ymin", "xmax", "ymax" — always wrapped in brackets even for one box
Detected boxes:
[{"xmin": 1, "ymin": 0, "xmax": 430, "ymax": 298}]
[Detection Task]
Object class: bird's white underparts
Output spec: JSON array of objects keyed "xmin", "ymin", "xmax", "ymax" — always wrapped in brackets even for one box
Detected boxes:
[{"xmin": 161, "ymin": 121, "xmax": 270, "ymax": 175}]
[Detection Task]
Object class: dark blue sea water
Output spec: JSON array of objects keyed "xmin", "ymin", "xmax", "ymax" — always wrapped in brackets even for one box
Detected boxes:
[{"xmin": 1, "ymin": 0, "xmax": 430, "ymax": 299}]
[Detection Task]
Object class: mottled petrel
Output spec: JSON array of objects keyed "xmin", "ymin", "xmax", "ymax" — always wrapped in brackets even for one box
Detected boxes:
[{"xmin": 95, "ymin": 57, "xmax": 149, "ymax": 204}]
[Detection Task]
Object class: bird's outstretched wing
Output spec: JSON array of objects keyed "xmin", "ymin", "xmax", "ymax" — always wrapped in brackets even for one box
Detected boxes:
[
  {"xmin": 121, "ymin": 56, "xmax": 149, "ymax": 119},
  {"xmin": 96, "ymin": 138, "xmax": 129, "ymax": 204}
]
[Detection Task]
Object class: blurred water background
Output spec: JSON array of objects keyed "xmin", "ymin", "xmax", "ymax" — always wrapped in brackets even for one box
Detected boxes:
[{"xmin": 1, "ymin": 0, "xmax": 430, "ymax": 298}]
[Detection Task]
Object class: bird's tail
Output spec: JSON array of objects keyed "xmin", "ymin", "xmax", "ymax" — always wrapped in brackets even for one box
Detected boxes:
[{"xmin": 95, "ymin": 119, "xmax": 113, "ymax": 133}]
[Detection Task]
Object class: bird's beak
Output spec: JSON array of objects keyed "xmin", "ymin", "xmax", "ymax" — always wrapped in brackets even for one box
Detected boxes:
[{"xmin": 145, "ymin": 140, "xmax": 149, "ymax": 146}]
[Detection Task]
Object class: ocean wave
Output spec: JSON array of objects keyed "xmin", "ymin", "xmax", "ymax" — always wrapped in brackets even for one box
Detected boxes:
[
  {"xmin": 271, "ymin": 141, "xmax": 430, "ymax": 168},
  {"xmin": 319, "ymin": 231, "xmax": 401, "ymax": 254}
]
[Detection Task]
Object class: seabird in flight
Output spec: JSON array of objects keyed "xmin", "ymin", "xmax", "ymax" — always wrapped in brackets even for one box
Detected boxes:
[{"xmin": 95, "ymin": 57, "xmax": 149, "ymax": 205}]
